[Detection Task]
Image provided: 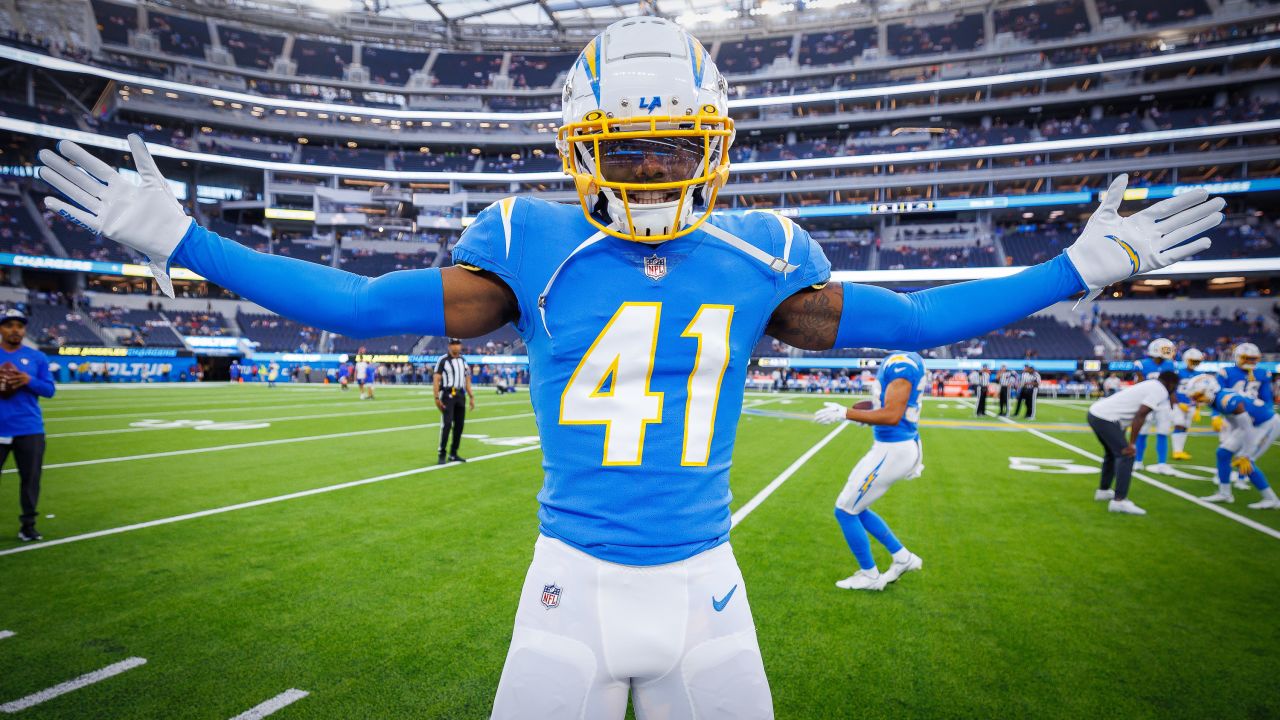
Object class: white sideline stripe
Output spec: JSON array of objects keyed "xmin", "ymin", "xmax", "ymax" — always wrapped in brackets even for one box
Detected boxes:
[
  {"xmin": 0, "ymin": 630, "xmax": 12, "ymax": 640},
  {"xmin": 3, "ymin": 412, "xmax": 535, "ymax": 473},
  {"xmin": 47, "ymin": 398, "xmax": 533, "ymax": 438},
  {"xmin": 0, "ymin": 446, "xmax": 541, "ymax": 557},
  {"xmin": 46, "ymin": 397, "xmax": 427, "ymax": 422},
  {"xmin": 0, "ymin": 657, "xmax": 147, "ymax": 713},
  {"xmin": 731, "ymin": 423, "xmax": 848, "ymax": 528},
  {"xmin": 991, "ymin": 413, "xmax": 1280, "ymax": 541},
  {"xmin": 229, "ymin": 689, "xmax": 309, "ymax": 720}
]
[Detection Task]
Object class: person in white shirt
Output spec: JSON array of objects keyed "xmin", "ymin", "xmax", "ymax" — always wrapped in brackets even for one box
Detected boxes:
[
  {"xmin": 1102, "ymin": 373, "xmax": 1123, "ymax": 397},
  {"xmin": 1086, "ymin": 370, "xmax": 1178, "ymax": 515}
]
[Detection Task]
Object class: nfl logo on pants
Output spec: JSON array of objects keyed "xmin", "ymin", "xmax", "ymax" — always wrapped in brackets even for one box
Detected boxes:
[{"xmin": 541, "ymin": 583, "xmax": 561, "ymax": 610}]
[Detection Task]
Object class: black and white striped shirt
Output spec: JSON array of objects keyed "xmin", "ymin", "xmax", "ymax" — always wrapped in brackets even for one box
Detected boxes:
[{"xmin": 435, "ymin": 355, "xmax": 469, "ymax": 389}]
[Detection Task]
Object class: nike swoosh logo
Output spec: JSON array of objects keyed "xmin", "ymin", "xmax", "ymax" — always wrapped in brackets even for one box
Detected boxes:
[{"xmin": 712, "ymin": 584, "xmax": 738, "ymax": 613}]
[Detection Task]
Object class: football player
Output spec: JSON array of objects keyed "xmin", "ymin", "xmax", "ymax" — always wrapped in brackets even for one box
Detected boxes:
[
  {"xmin": 1214, "ymin": 343, "xmax": 1273, "ymax": 488},
  {"xmin": 1189, "ymin": 374, "xmax": 1280, "ymax": 509},
  {"xmin": 36, "ymin": 16, "xmax": 1223, "ymax": 719},
  {"xmin": 1133, "ymin": 338, "xmax": 1177, "ymax": 474},
  {"xmin": 1170, "ymin": 347, "xmax": 1206, "ymax": 460},
  {"xmin": 814, "ymin": 352, "xmax": 926, "ymax": 591},
  {"xmin": 355, "ymin": 357, "xmax": 370, "ymax": 399}
]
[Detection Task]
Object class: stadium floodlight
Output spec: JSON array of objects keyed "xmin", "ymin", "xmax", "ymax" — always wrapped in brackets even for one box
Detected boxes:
[{"xmin": 676, "ymin": 8, "xmax": 739, "ymax": 26}]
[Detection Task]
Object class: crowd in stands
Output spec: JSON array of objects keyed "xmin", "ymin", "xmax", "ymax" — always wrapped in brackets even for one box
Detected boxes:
[
  {"xmin": 361, "ymin": 46, "xmax": 428, "ymax": 86},
  {"xmin": 888, "ymin": 14, "xmax": 985, "ymax": 58},
  {"xmin": 954, "ymin": 317, "xmax": 1096, "ymax": 359},
  {"xmin": 216, "ymin": 26, "xmax": 284, "ymax": 71},
  {"xmin": 237, "ymin": 311, "xmax": 320, "ymax": 352},
  {"xmin": 507, "ymin": 53, "xmax": 576, "ymax": 89},
  {"xmin": 798, "ymin": 28, "xmax": 878, "ymax": 67},
  {"xmin": 166, "ymin": 307, "xmax": 230, "ymax": 336},
  {"xmin": 291, "ymin": 38, "xmax": 351, "ymax": 79},
  {"xmin": 716, "ymin": 37, "xmax": 794, "ymax": 73},
  {"xmin": 337, "ymin": 247, "xmax": 436, "ymax": 275},
  {"xmin": 1100, "ymin": 309, "xmax": 1267, "ymax": 360},
  {"xmin": 878, "ymin": 242, "xmax": 1000, "ymax": 270},
  {"xmin": 430, "ymin": 52, "xmax": 503, "ymax": 88},
  {"xmin": 148, "ymin": 11, "xmax": 209, "ymax": 59},
  {"xmin": 88, "ymin": 305, "xmax": 184, "ymax": 346},
  {"xmin": 994, "ymin": 0, "xmax": 1090, "ymax": 42},
  {"xmin": 0, "ymin": 197, "xmax": 50, "ymax": 257},
  {"xmin": 1096, "ymin": 0, "xmax": 1211, "ymax": 27}
]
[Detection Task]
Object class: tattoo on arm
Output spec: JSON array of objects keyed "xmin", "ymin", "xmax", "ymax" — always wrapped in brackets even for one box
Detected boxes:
[{"xmin": 766, "ymin": 283, "xmax": 842, "ymax": 350}]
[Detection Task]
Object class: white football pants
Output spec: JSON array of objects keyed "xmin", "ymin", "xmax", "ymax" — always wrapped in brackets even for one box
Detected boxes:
[
  {"xmin": 1221, "ymin": 414, "xmax": 1279, "ymax": 459},
  {"xmin": 491, "ymin": 535, "xmax": 771, "ymax": 720},
  {"xmin": 835, "ymin": 438, "xmax": 924, "ymax": 514}
]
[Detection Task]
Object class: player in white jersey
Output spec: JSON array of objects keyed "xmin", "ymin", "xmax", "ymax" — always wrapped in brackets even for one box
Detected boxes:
[{"xmin": 355, "ymin": 359, "xmax": 370, "ymax": 399}]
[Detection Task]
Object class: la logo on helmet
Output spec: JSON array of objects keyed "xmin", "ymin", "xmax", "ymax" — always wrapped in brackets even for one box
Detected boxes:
[{"xmin": 639, "ymin": 96, "xmax": 662, "ymax": 113}]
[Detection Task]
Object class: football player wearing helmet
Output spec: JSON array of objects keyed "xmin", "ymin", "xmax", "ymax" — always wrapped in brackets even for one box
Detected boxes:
[
  {"xmin": 1189, "ymin": 374, "xmax": 1280, "ymax": 508},
  {"xmin": 815, "ymin": 352, "xmax": 926, "ymax": 591},
  {"xmin": 1170, "ymin": 347, "xmax": 1206, "ymax": 460},
  {"xmin": 1133, "ymin": 338, "xmax": 1178, "ymax": 474},
  {"xmin": 35, "ymin": 16, "xmax": 1224, "ymax": 718}
]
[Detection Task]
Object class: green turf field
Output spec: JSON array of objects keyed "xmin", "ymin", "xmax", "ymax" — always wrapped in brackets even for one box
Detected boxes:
[{"xmin": 1, "ymin": 383, "xmax": 1277, "ymax": 718}]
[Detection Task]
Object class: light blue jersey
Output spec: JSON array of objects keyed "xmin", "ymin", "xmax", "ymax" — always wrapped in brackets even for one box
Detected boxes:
[
  {"xmin": 1218, "ymin": 365, "xmax": 1274, "ymax": 406},
  {"xmin": 1176, "ymin": 365, "xmax": 1207, "ymax": 404},
  {"xmin": 872, "ymin": 352, "xmax": 926, "ymax": 443},
  {"xmin": 1213, "ymin": 389, "xmax": 1276, "ymax": 426},
  {"xmin": 452, "ymin": 198, "xmax": 830, "ymax": 565},
  {"xmin": 1136, "ymin": 357, "xmax": 1176, "ymax": 380}
]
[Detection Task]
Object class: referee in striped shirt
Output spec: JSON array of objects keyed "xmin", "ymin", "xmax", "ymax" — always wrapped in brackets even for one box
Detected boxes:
[{"xmin": 434, "ymin": 338, "xmax": 474, "ymax": 464}]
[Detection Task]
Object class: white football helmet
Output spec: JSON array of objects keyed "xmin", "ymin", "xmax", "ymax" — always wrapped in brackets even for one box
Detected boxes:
[
  {"xmin": 1147, "ymin": 338, "xmax": 1175, "ymax": 360},
  {"xmin": 1233, "ymin": 342, "xmax": 1261, "ymax": 370},
  {"xmin": 557, "ymin": 17, "xmax": 734, "ymax": 243},
  {"xmin": 1181, "ymin": 348, "xmax": 1204, "ymax": 369},
  {"xmin": 1185, "ymin": 373, "xmax": 1220, "ymax": 403}
]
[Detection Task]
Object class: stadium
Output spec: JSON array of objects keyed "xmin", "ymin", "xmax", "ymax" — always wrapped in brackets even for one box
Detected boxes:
[{"xmin": 0, "ymin": 0, "xmax": 1277, "ymax": 716}]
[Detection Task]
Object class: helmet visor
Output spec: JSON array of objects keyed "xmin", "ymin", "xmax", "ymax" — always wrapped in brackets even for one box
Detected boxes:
[{"xmin": 598, "ymin": 137, "xmax": 706, "ymax": 185}]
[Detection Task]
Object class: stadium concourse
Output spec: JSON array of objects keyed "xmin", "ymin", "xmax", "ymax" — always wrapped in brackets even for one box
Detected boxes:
[{"xmin": 0, "ymin": 0, "xmax": 1278, "ymax": 717}]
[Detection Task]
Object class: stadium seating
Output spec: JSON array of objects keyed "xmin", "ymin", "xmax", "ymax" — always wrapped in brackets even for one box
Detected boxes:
[
  {"xmin": 237, "ymin": 311, "xmax": 321, "ymax": 352},
  {"xmin": 0, "ymin": 97, "xmax": 78, "ymax": 130},
  {"xmin": 291, "ymin": 38, "xmax": 352, "ymax": 79},
  {"xmin": 1194, "ymin": 219, "xmax": 1280, "ymax": 260},
  {"xmin": 361, "ymin": 46, "xmax": 429, "ymax": 86},
  {"xmin": 148, "ymin": 11, "xmax": 210, "ymax": 59},
  {"xmin": 301, "ymin": 144, "xmax": 387, "ymax": 170},
  {"xmin": 0, "ymin": 197, "xmax": 51, "ymax": 257},
  {"xmin": 91, "ymin": 0, "xmax": 135, "ymax": 45},
  {"xmin": 216, "ymin": 26, "xmax": 284, "ymax": 70},
  {"xmin": 993, "ymin": 0, "xmax": 1090, "ymax": 42},
  {"xmin": 330, "ymin": 333, "xmax": 421, "ymax": 354},
  {"xmin": 25, "ymin": 303, "xmax": 105, "ymax": 347},
  {"xmin": 166, "ymin": 309, "xmax": 231, "ymax": 336},
  {"xmin": 965, "ymin": 317, "xmax": 1095, "ymax": 359},
  {"xmin": 90, "ymin": 306, "xmax": 185, "ymax": 347},
  {"xmin": 46, "ymin": 209, "xmax": 136, "ymax": 263},
  {"xmin": 1096, "ymin": 0, "xmax": 1211, "ymax": 27},
  {"xmin": 394, "ymin": 150, "xmax": 476, "ymax": 172},
  {"xmin": 798, "ymin": 28, "xmax": 878, "ymax": 67},
  {"xmin": 878, "ymin": 244, "xmax": 1000, "ymax": 269},
  {"xmin": 1101, "ymin": 311, "xmax": 1263, "ymax": 360},
  {"xmin": 337, "ymin": 249, "xmax": 435, "ymax": 276},
  {"xmin": 999, "ymin": 224, "xmax": 1075, "ymax": 266},
  {"xmin": 888, "ymin": 14, "xmax": 984, "ymax": 58},
  {"xmin": 507, "ymin": 53, "xmax": 577, "ymax": 88},
  {"xmin": 431, "ymin": 52, "xmax": 503, "ymax": 88},
  {"xmin": 716, "ymin": 37, "xmax": 794, "ymax": 74}
]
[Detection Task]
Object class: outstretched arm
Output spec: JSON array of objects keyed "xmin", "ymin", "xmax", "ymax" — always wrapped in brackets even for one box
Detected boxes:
[
  {"xmin": 769, "ymin": 175, "xmax": 1222, "ymax": 351},
  {"xmin": 37, "ymin": 135, "xmax": 516, "ymax": 339}
]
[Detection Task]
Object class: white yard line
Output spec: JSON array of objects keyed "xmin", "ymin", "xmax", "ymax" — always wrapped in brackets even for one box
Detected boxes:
[
  {"xmin": 46, "ymin": 397, "xmax": 426, "ymax": 422},
  {"xmin": 47, "ymin": 398, "xmax": 532, "ymax": 438},
  {"xmin": 0, "ymin": 446, "xmax": 541, "ymax": 557},
  {"xmin": 731, "ymin": 423, "xmax": 848, "ymax": 528},
  {"xmin": 4, "ymin": 412, "xmax": 535, "ymax": 474},
  {"xmin": 0, "ymin": 657, "xmax": 147, "ymax": 713},
  {"xmin": 0, "ymin": 631, "xmax": 12, "ymax": 640},
  {"xmin": 990, "ymin": 413, "xmax": 1280, "ymax": 541},
  {"xmin": 228, "ymin": 689, "xmax": 309, "ymax": 720}
]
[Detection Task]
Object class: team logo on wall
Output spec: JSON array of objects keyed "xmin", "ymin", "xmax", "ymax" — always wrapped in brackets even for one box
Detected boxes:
[
  {"xmin": 644, "ymin": 254, "xmax": 667, "ymax": 281},
  {"xmin": 541, "ymin": 583, "xmax": 562, "ymax": 609}
]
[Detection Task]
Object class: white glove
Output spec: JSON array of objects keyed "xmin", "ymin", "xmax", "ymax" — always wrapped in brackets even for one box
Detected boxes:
[
  {"xmin": 1065, "ymin": 174, "xmax": 1223, "ymax": 302},
  {"xmin": 37, "ymin": 134, "xmax": 192, "ymax": 298},
  {"xmin": 814, "ymin": 402, "xmax": 848, "ymax": 425}
]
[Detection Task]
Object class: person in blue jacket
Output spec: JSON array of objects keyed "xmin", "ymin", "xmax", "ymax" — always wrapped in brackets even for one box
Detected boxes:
[{"xmin": 0, "ymin": 309, "xmax": 56, "ymax": 541}]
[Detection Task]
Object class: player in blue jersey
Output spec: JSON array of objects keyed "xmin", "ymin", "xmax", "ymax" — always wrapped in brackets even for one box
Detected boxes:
[
  {"xmin": 36, "ymin": 16, "xmax": 1224, "ymax": 719},
  {"xmin": 814, "ymin": 352, "xmax": 926, "ymax": 591},
  {"xmin": 1187, "ymin": 374, "xmax": 1280, "ymax": 509},
  {"xmin": 1133, "ymin": 338, "xmax": 1178, "ymax": 474},
  {"xmin": 1170, "ymin": 347, "xmax": 1206, "ymax": 460},
  {"xmin": 1213, "ymin": 342, "xmax": 1273, "ymax": 488}
]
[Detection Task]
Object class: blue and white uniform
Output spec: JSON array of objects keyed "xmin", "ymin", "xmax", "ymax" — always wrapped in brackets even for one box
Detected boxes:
[
  {"xmin": 1210, "ymin": 388, "xmax": 1279, "ymax": 494},
  {"xmin": 1173, "ymin": 364, "xmax": 1207, "ymax": 427},
  {"xmin": 169, "ymin": 194, "xmax": 1087, "ymax": 719},
  {"xmin": 835, "ymin": 352, "xmax": 927, "ymax": 514},
  {"xmin": 1218, "ymin": 365, "xmax": 1274, "ymax": 405}
]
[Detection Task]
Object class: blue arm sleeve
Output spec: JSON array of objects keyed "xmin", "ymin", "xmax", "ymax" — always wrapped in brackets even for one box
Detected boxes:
[
  {"xmin": 835, "ymin": 254, "xmax": 1086, "ymax": 351},
  {"xmin": 172, "ymin": 223, "xmax": 445, "ymax": 338},
  {"xmin": 26, "ymin": 357, "xmax": 54, "ymax": 398}
]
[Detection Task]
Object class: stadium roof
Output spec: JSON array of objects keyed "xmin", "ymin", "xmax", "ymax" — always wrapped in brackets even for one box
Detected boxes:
[{"xmin": 366, "ymin": 0, "xmax": 740, "ymax": 25}]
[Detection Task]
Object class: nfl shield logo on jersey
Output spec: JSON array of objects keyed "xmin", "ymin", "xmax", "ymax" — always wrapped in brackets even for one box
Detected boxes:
[
  {"xmin": 541, "ymin": 583, "xmax": 562, "ymax": 610},
  {"xmin": 643, "ymin": 254, "xmax": 667, "ymax": 281}
]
